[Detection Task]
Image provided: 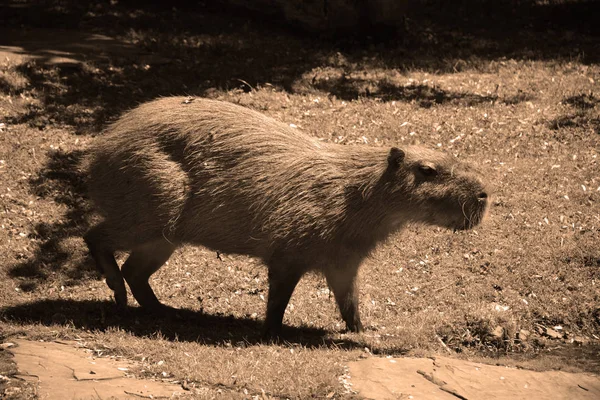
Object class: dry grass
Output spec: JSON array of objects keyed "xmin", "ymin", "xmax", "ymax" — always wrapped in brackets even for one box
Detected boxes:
[{"xmin": 1, "ymin": 1, "xmax": 599, "ymax": 398}]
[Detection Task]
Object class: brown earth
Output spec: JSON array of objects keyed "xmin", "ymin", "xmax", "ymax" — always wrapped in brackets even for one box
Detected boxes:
[{"xmin": 0, "ymin": 1, "xmax": 599, "ymax": 399}]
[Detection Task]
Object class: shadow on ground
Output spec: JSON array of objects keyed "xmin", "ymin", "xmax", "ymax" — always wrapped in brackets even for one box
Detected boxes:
[
  {"xmin": 2, "ymin": 0, "xmax": 599, "ymax": 290},
  {"xmin": 311, "ymin": 76, "xmax": 536, "ymax": 106},
  {"xmin": 548, "ymin": 94, "xmax": 600, "ymax": 135},
  {"xmin": 0, "ymin": 299, "xmax": 406, "ymax": 353},
  {"xmin": 1, "ymin": 0, "xmax": 599, "ymax": 129},
  {"xmin": 8, "ymin": 150, "xmax": 96, "ymax": 291}
]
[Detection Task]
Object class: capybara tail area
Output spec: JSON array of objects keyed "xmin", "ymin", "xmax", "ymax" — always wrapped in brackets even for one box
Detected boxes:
[{"xmin": 86, "ymin": 138, "xmax": 191, "ymax": 245}]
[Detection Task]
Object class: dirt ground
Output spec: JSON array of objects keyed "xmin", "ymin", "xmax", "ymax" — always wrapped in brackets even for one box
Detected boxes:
[{"xmin": 1, "ymin": 1, "xmax": 599, "ymax": 398}]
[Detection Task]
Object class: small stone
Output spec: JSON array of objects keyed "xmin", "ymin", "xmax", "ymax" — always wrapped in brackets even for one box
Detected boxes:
[
  {"xmin": 535, "ymin": 325, "xmax": 546, "ymax": 335},
  {"xmin": 544, "ymin": 328, "xmax": 563, "ymax": 340},
  {"xmin": 4, "ymin": 387, "xmax": 21, "ymax": 396},
  {"xmin": 0, "ymin": 342, "xmax": 16, "ymax": 349},
  {"xmin": 517, "ymin": 329, "xmax": 530, "ymax": 342},
  {"xmin": 491, "ymin": 326, "xmax": 505, "ymax": 339},
  {"xmin": 573, "ymin": 336, "xmax": 589, "ymax": 346}
]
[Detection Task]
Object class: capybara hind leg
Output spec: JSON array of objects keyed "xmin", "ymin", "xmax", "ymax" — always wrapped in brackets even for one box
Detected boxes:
[
  {"xmin": 84, "ymin": 224, "xmax": 127, "ymax": 307},
  {"xmin": 121, "ymin": 240, "xmax": 175, "ymax": 310},
  {"xmin": 324, "ymin": 266, "xmax": 363, "ymax": 333},
  {"xmin": 263, "ymin": 264, "xmax": 304, "ymax": 339}
]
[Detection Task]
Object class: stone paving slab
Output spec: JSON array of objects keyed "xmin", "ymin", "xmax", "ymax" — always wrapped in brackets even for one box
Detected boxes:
[
  {"xmin": 8, "ymin": 339, "xmax": 183, "ymax": 399},
  {"xmin": 348, "ymin": 356, "xmax": 600, "ymax": 400}
]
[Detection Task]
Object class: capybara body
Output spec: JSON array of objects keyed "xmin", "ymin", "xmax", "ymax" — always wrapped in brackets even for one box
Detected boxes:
[{"xmin": 85, "ymin": 97, "xmax": 489, "ymax": 337}]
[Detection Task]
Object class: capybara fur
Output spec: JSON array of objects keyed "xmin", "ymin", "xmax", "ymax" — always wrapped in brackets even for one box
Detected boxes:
[{"xmin": 84, "ymin": 97, "xmax": 489, "ymax": 337}]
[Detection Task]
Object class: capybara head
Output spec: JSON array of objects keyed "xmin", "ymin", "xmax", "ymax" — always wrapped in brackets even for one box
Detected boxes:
[{"xmin": 384, "ymin": 146, "xmax": 489, "ymax": 231}]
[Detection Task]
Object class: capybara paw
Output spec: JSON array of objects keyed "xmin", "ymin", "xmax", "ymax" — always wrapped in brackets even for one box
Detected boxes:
[
  {"xmin": 346, "ymin": 321, "xmax": 364, "ymax": 333},
  {"xmin": 113, "ymin": 290, "xmax": 128, "ymax": 309},
  {"xmin": 261, "ymin": 327, "xmax": 283, "ymax": 343}
]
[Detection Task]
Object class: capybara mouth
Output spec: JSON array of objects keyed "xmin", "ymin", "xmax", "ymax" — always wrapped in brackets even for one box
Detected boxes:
[
  {"xmin": 456, "ymin": 200, "xmax": 488, "ymax": 230},
  {"xmin": 452, "ymin": 218, "xmax": 482, "ymax": 232},
  {"xmin": 426, "ymin": 199, "xmax": 488, "ymax": 231}
]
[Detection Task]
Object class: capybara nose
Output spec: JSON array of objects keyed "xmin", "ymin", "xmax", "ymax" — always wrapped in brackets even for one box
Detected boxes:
[{"xmin": 478, "ymin": 192, "xmax": 488, "ymax": 201}]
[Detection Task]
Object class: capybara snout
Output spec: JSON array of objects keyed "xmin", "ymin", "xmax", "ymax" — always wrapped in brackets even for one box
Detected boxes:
[
  {"xmin": 85, "ymin": 97, "xmax": 489, "ymax": 337},
  {"xmin": 384, "ymin": 146, "xmax": 490, "ymax": 231}
]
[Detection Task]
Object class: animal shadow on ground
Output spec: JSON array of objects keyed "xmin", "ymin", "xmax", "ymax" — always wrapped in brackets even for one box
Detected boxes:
[
  {"xmin": 0, "ymin": 299, "xmax": 405, "ymax": 352},
  {"xmin": 8, "ymin": 150, "xmax": 96, "ymax": 291}
]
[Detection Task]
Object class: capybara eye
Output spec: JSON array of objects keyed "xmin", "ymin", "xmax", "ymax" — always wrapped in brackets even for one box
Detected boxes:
[{"xmin": 418, "ymin": 165, "xmax": 437, "ymax": 177}]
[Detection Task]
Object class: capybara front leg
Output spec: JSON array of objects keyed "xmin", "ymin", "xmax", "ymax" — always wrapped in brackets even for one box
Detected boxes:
[
  {"xmin": 263, "ymin": 266, "xmax": 304, "ymax": 339},
  {"xmin": 121, "ymin": 240, "xmax": 175, "ymax": 311},
  {"xmin": 84, "ymin": 224, "xmax": 127, "ymax": 308},
  {"xmin": 324, "ymin": 266, "xmax": 363, "ymax": 333}
]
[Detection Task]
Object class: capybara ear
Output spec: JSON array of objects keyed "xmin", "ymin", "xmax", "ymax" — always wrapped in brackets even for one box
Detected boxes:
[{"xmin": 387, "ymin": 147, "xmax": 405, "ymax": 168}]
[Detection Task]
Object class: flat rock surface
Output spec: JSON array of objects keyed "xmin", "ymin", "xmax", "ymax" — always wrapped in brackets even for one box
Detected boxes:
[
  {"xmin": 8, "ymin": 339, "xmax": 183, "ymax": 399},
  {"xmin": 349, "ymin": 356, "xmax": 600, "ymax": 400}
]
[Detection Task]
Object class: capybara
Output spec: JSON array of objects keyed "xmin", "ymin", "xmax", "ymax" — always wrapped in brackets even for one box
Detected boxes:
[{"xmin": 84, "ymin": 97, "xmax": 489, "ymax": 337}]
